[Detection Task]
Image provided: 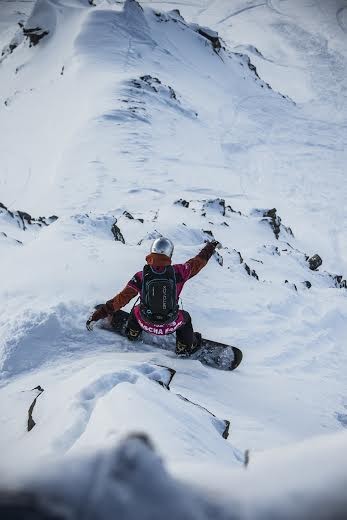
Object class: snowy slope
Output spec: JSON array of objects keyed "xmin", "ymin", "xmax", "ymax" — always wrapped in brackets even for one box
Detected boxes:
[
  {"xmin": 140, "ymin": 0, "xmax": 347, "ymax": 270},
  {"xmin": 0, "ymin": 0, "xmax": 347, "ymax": 510}
]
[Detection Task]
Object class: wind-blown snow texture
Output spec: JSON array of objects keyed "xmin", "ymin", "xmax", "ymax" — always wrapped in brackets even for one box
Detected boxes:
[{"xmin": 0, "ymin": 0, "xmax": 347, "ymax": 514}]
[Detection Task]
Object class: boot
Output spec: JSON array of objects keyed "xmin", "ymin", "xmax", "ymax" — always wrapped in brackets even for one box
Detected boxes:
[
  {"xmin": 125, "ymin": 327, "xmax": 142, "ymax": 341},
  {"xmin": 175, "ymin": 332, "xmax": 202, "ymax": 357},
  {"xmin": 193, "ymin": 332, "xmax": 202, "ymax": 348}
]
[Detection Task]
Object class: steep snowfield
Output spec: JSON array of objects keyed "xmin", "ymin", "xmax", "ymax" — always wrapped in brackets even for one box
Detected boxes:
[{"xmin": 0, "ymin": 0, "xmax": 347, "ymax": 513}]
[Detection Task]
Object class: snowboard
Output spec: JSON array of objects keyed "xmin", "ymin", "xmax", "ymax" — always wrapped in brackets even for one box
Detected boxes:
[{"xmin": 95, "ymin": 307, "xmax": 243, "ymax": 371}]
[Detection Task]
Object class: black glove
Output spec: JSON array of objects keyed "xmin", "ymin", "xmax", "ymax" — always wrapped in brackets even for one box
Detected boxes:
[
  {"xmin": 86, "ymin": 316, "xmax": 94, "ymax": 331},
  {"xmin": 86, "ymin": 305, "xmax": 109, "ymax": 331},
  {"xmin": 210, "ymin": 239, "xmax": 222, "ymax": 250}
]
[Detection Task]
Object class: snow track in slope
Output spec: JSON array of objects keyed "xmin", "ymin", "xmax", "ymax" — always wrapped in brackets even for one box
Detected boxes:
[{"xmin": 217, "ymin": 3, "xmax": 266, "ymax": 25}]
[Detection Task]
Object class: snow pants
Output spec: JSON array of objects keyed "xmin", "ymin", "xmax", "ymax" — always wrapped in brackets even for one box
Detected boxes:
[{"xmin": 127, "ymin": 308, "xmax": 194, "ymax": 346}]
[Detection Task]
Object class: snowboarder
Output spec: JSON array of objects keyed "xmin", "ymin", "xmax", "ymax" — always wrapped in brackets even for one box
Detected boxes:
[{"xmin": 86, "ymin": 238, "xmax": 220, "ymax": 356}]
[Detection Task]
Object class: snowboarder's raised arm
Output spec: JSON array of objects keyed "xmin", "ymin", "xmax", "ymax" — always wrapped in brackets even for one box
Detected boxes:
[{"xmin": 185, "ymin": 240, "xmax": 220, "ymax": 279}]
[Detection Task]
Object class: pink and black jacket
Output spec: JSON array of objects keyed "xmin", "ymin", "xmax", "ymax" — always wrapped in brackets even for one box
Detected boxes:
[{"xmin": 92, "ymin": 242, "xmax": 216, "ymax": 335}]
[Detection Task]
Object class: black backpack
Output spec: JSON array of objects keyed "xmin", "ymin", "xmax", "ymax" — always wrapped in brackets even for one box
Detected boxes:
[{"xmin": 140, "ymin": 265, "xmax": 178, "ymax": 324}]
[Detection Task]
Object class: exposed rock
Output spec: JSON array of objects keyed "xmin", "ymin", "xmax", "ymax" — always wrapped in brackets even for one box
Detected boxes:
[
  {"xmin": 154, "ymin": 366, "xmax": 176, "ymax": 390},
  {"xmin": 253, "ymin": 208, "xmax": 293, "ymax": 240},
  {"xmin": 0, "ymin": 27, "xmax": 24, "ymax": 62},
  {"xmin": 27, "ymin": 386, "xmax": 44, "ymax": 432},
  {"xmin": 1, "ymin": 42, "xmax": 18, "ymax": 57},
  {"xmin": 175, "ymin": 198, "xmax": 240, "ymax": 218},
  {"xmin": 214, "ymin": 250, "xmax": 223, "ymax": 266},
  {"xmin": 244, "ymin": 449, "xmax": 250, "ymax": 468},
  {"xmin": 111, "ymin": 221, "xmax": 125, "ymax": 243},
  {"xmin": 196, "ymin": 27, "xmax": 222, "ymax": 51},
  {"xmin": 123, "ymin": 210, "xmax": 144, "ymax": 223},
  {"xmin": 201, "ymin": 198, "xmax": 238, "ymax": 217},
  {"xmin": 142, "ymin": 75, "xmax": 176, "ymax": 99},
  {"xmin": 176, "ymin": 394, "xmax": 230, "ymax": 439},
  {"xmin": 118, "ymin": 75, "xmax": 197, "ymax": 122},
  {"xmin": 23, "ymin": 27, "xmax": 49, "ymax": 47},
  {"xmin": 1, "ymin": 232, "xmax": 23, "ymax": 245},
  {"xmin": 0, "ymin": 202, "xmax": 58, "ymax": 231},
  {"xmin": 222, "ymin": 420, "xmax": 230, "ymax": 440},
  {"xmin": 174, "ymin": 199, "xmax": 189, "ymax": 208},
  {"xmin": 235, "ymin": 52, "xmax": 292, "ymax": 101},
  {"xmin": 250, "ymin": 257, "xmax": 263, "ymax": 264},
  {"xmin": 246, "ymin": 58, "xmax": 261, "ymax": 81},
  {"xmin": 285, "ymin": 280, "xmax": 298, "ymax": 291},
  {"xmin": 244, "ymin": 263, "xmax": 259, "ymax": 280},
  {"xmin": 263, "ymin": 244, "xmax": 287, "ymax": 256},
  {"xmin": 333, "ymin": 275, "xmax": 347, "ymax": 289},
  {"xmin": 308, "ymin": 254, "xmax": 322, "ymax": 271},
  {"xmin": 303, "ymin": 281, "xmax": 312, "ymax": 289},
  {"xmin": 236, "ymin": 251, "xmax": 243, "ymax": 264},
  {"xmin": 130, "ymin": 75, "xmax": 177, "ymax": 101}
]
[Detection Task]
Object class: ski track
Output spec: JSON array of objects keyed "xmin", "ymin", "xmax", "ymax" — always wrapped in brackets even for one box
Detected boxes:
[
  {"xmin": 217, "ymin": 3, "xmax": 266, "ymax": 25},
  {"xmin": 266, "ymin": 0, "xmax": 287, "ymax": 17}
]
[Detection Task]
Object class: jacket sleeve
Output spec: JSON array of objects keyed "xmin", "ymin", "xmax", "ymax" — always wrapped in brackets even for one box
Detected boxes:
[
  {"xmin": 92, "ymin": 274, "xmax": 141, "ymax": 321},
  {"xmin": 105, "ymin": 285, "xmax": 138, "ymax": 313},
  {"xmin": 185, "ymin": 242, "xmax": 217, "ymax": 279}
]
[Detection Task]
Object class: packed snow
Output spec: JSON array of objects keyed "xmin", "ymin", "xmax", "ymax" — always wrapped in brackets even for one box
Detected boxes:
[{"xmin": 0, "ymin": 0, "xmax": 346, "ymax": 516}]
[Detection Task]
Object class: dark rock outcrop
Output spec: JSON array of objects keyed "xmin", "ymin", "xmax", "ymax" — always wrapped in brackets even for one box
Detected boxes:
[
  {"xmin": 123, "ymin": 210, "xmax": 144, "ymax": 223},
  {"xmin": 196, "ymin": 27, "xmax": 222, "ymax": 51},
  {"xmin": 201, "ymin": 198, "xmax": 239, "ymax": 217},
  {"xmin": 23, "ymin": 27, "xmax": 49, "ymax": 47},
  {"xmin": 0, "ymin": 202, "xmax": 58, "ymax": 231},
  {"xmin": 174, "ymin": 199, "xmax": 190, "ymax": 208},
  {"xmin": 308, "ymin": 254, "xmax": 322, "ymax": 271},
  {"xmin": 177, "ymin": 394, "xmax": 230, "ymax": 440},
  {"xmin": 111, "ymin": 221, "xmax": 125, "ymax": 243},
  {"xmin": 27, "ymin": 386, "xmax": 44, "ymax": 432},
  {"xmin": 244, "ymin": 263, "xmax": 259, "ymax": 280},
  {"xmin": 333, "ymin": 275, "xmax": 347, "ymax": 289},
  {"xmin": 253, "ymin": 208, "xmax": 293, "ymax": 240}
]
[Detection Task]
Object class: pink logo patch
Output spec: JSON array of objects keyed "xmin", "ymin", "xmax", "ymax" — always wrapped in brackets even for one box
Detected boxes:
[{"xmin": 133, "ymin": 306, "xmax": 184, "ymax": 335}]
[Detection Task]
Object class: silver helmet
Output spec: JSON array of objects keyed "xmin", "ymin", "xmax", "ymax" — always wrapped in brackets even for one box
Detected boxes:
[{"xmin": 150, "ymin": 237, "xmax": 174, "ymax": 258}]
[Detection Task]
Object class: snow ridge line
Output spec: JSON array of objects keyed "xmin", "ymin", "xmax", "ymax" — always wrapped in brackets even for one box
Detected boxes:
[
  {"xmin": 155, "ymin": 364, "xmax": 230, "ymax": 438},
  {"xmin": 50, "ymin": 365, "xmax": 229, "ymax": 454}
]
